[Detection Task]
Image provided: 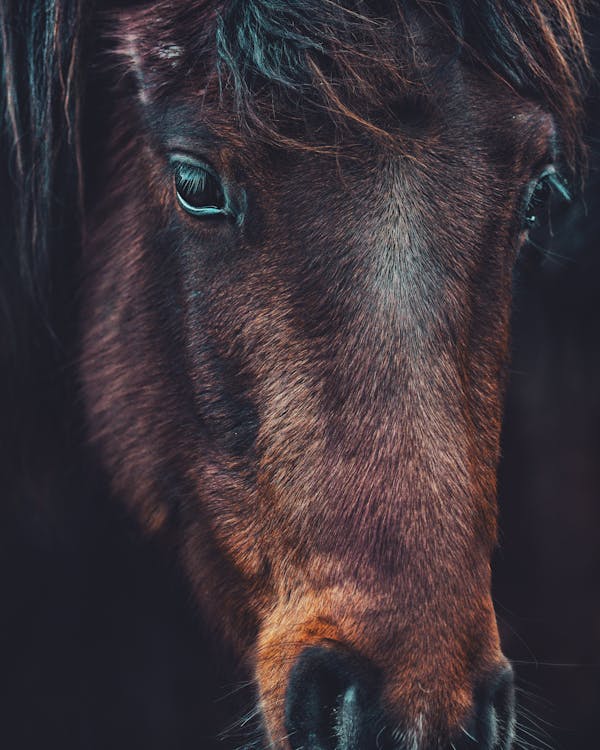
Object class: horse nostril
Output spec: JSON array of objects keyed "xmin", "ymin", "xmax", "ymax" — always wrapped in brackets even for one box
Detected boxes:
[
  {"xmin": 457, "ymin": 666, "xmax": 516, "ymax": 750},
  {"xmin": 284, "ymin": 645, "xmax": 380, "ymax": 750}
]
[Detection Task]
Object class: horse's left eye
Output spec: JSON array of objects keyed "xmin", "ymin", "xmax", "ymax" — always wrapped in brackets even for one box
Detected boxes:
[
  {"xmin": 171, "ymin": 158, "xmax": 227, "ymax": 217},
  {"xmin": 522, "ymin": 168, "xmax": 570, "ymax": 231}
]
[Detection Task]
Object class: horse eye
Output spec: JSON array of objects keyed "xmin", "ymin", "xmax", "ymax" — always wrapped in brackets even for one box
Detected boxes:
[
  {"xmin": 522, "ymin": 169, "xmax": 570, "ymax": 231},
  {"xmin": 172, "ymin": 158, "xmax": 227, "ymax": 217}
]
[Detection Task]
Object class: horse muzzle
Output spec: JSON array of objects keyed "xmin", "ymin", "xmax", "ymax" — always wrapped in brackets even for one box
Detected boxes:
[{"xmin": 282, "ymin": 644, "xmax": 515, "ymax": 750}]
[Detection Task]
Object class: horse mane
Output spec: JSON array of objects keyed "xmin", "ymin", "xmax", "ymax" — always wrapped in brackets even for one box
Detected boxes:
[
  {"xmin": 220, "ymin": 0, "xmax": 589, "ymax": 165},
  {"xmin": 0, "ymin": 0, "xmax": 88, "ymax": 469},
  {"xmin": 0, "ymin": 0, "xmax": 86, "ymax": 364},
  {"xmin": 121, "ymin": 1, "xmax": 589, "ymax": 163}
]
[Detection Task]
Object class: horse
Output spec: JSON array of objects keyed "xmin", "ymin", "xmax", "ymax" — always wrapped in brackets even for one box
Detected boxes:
[{"xmin": 0, "ymin": 1, "xmax": 589, "ymax": 749}]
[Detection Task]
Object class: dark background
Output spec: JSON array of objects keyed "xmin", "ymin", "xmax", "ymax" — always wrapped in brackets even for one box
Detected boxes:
[
  {"xmin": 1, "ymin": 13, "xmax": 599, "ymax": 750},
  {"xmin": 492, "ymin": 15, "xmax": 600, "ymax": 747}
]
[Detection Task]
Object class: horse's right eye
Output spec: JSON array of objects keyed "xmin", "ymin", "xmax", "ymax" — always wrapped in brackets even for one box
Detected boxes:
[
  {"xmin": 521, "ymin": 168, "xmax": 570, "ymax": 232},
  {"xmin": 171, "ymin": 158, "xmax": 227, "ymax": 217}
]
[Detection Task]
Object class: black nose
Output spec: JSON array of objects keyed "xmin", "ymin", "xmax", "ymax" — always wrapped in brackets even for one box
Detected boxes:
[
  {"xmin": 455, "ymin": 667, "xmax": 516, "ymax": 750},
  {"xmin": 285, "ymin": 645, "xmax": 381, "ymax": 750},
  {"xmin": 285, "ymin": 647, "xmax": 515, "ymax": 750}
]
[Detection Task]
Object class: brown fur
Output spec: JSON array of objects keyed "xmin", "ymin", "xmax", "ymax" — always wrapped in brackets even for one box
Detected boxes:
[{"xmin": 80, "ymin": 1, "xmax": 588, "ymax": 747}]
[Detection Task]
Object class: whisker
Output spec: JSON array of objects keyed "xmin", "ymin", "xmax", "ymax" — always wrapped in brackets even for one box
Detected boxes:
[
  {"xmin": 517, "ymin": 706, "xmax": 558, "ymax": 733},
  {"xmin": 513, "ymin": 738, "xmax": 546, "ymax": 750},
  {"xmin": 514, "ymin": 721, "xmax": 555, "ymax": 750},
  {"xmin": 219, "ymin": 701, "xmax": 263, "ymax": 739},
  {"xmin": 460, "ymin": 726, "xmax": 477, "ymax": 743},
  {"xmin": 216, "ymin": 678, "xmax": 258, "ymax": 701}
]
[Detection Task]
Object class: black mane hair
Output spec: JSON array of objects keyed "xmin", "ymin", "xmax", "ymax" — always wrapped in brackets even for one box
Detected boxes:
[
  {"xmin": 122, "ymin": 1, "xmax": 588, "ymax": 161},
  {"xmin": 1, "ymin": 0, "xmax": 85, "ymax": 355},
  {"xmin": 1, "ymin": 0, "xmax": 91, "ymax": 484},
  {"xmin": 218, "ymin": 0, "xmax": 589, "ymax": 161}
]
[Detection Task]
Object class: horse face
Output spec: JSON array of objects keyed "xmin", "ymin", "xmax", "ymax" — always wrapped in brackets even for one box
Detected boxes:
[{"xmin": 82, "ymin": 4, "xmax": 561, "ymax": 749}]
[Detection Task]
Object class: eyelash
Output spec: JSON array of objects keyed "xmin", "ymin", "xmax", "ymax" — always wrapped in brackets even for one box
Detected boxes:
[
  {"xmin": 170, "ymin": 155, "xmax": 230, "ymax": 218},
  {"xmin": 522, "ymin": 168, "xmax": 570, "ymax": 233}
]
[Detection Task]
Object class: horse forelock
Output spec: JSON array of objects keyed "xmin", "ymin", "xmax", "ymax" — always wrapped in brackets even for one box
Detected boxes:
[{"xmin": 114, "ymin": 0, "xmax": 589, "ymax": 167}]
